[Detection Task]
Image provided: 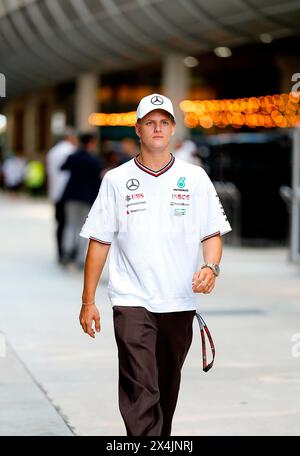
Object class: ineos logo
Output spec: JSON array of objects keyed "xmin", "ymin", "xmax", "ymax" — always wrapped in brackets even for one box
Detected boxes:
[
  {"xmin": 126, "ymin": 179, "xmax": 140, "ymax": 191},
  {"xmin": 151, "ymin": 95, "xmax": 163, "ymax": 105}
]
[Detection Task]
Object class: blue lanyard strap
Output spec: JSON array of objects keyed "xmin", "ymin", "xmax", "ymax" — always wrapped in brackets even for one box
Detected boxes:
[{"xmin": 195, "ymin": 312, "xmax": 216, "ymax": 372}]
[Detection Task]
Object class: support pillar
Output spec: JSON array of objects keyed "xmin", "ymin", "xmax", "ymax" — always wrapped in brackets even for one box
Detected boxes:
[
  {"xmin": 4, "ymin": 107, "xmax": 14, "ymax": 152},
  {"xmin": 24, "ymin": 97, "xmax": 37, "ymax": 158},
  {"xmin": 291, "ymin": 127, "xmax": 300, "ymax": 264},
  {"xmin": 75, "ymin": 72, "xmax": 99, "ymax": 132},
  {"xmin": 162, "ymin": 54, "xmax": 189, "ymax": 141}
]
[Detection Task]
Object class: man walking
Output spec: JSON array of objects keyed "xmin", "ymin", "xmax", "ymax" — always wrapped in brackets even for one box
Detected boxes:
[
  {"xmin": 79, "ymin": 94, "xmax": 232, "ymax": 436},
  {"xmin": 46, "ymin": 127, "xmax": 77, "ymax": 263},
  {"xmin": 61, "ymin": 132, "xmax": 103, "ymax": 268}
]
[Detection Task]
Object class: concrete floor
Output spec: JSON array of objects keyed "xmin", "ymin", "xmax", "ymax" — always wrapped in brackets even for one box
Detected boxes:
[{"xmin": 0, "ymin": 193, "xmax": 300, "ymax": 436}]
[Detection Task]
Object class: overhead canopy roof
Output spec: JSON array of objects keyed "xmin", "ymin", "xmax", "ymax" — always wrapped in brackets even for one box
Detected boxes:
[{"xmin": 1, "ymin": 0, "xmax": 300, "ymax": 96}]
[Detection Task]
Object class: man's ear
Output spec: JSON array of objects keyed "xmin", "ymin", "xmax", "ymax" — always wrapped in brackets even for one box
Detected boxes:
[{"xmin": 135, "ymin": 123, "xmax": 141, "ymax": 138}]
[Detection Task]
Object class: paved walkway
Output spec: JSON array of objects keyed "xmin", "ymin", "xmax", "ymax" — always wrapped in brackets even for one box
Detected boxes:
[{"xmin": 0, "ymin": 193, "xmax": 300, "ymax": 436}]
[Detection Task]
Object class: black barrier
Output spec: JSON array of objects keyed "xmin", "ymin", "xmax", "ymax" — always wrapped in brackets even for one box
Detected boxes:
[{"xmin": 201, "ymin": 132, "xmax": 292, "ymax": 246}]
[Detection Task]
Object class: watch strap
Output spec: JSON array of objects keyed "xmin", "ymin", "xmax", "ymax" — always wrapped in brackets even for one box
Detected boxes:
[{"xmin": 201, "ymin": 263, "xmax": 218, "ymax": 276}]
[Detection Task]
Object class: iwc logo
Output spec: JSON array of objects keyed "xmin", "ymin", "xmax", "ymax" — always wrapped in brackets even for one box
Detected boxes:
[
  {"xmin": 126, "ymin": 179, "xmax": 140, "ymax": 191},
  {"xmin": 151, "ymin": 95, "xmax": 163, "ymax": 105}
]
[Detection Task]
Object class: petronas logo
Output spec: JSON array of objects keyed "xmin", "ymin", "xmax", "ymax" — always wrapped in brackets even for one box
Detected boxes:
[{"xmin": 177, "ymin": 177, "xmax": 186, "ymax": 188}]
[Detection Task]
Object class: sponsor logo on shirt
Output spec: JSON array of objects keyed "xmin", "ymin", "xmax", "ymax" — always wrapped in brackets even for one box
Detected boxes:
[
  {"xmin": 126, "ymin": 179, "xmax": 140, "ymax": 191},
  {"xmin": 177, "ymin": 177, "xmax": 186, "ymax": 188},
  {"xmin": 126, "ymin": 201, "xmax": 146, "ymax": 207},
  {"xmin": 129, "ymin": 208, "xmax": 147, "ymax": 213},
  {"xmin": 125, "ymin": 195, "xmax": 147, "ymax": 215},
  {"xmin": 172, "ymin": 193, "xmax": 190, "ymax": 200},
  {"xmin": 125, "ymin": 193, "xmax": 144, "ymax": 201},
  {"xmin": 174, "ymin": 208, "xmax": 186, "ymax": 216},
  {"xmin": 170, "ymin": 202, "xmax": 190, "ymax": 206},
  {"xmin": 173, "ymin": 177, "xmax": 189, "ymax": 192}
]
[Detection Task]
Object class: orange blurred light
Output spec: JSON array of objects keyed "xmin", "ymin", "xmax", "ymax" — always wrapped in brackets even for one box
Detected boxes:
[
  {"xmin": 257, "ymin": 113, "xmax": 265, "ymax": 127},
  {"xmin": 271, "ymin": 110, "xmax": 287, "ymax": 127},
  {"xmin": 89, "ymin": 91, "xmax": 296, "ymax": 129},
  {"xmin": 184, "ymin": 113, "xmax": 198, "ymax": 128},
  {"xmin": 289, "ymin": 91, "xmax": 300, "ymax": 104},
  {"xmin": 232, "ymin": 113, "xmax": 244, "ymax": 128},
  {"xmin": 199, "ymin": 115, "xmax": 213, "ymax": 129},
  {"xmin": 180, "ymin": 100, "xmax": 195, "ymax": 112},
  {"xmin": 88, "ymin": 113, "xmax": 107, "ymax": 126}
]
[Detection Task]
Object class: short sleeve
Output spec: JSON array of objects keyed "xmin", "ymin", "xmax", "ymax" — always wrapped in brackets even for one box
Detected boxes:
[
  {"xmin": 200, "ymin": 171, "xmax": 232, "ymax": 242},
  {"xmin": 60, "ymin": 155, "xmax": 71, "ymax": 170},
  {"xmin": 79, "ymin": 172, "xmax": 117, "ymax": 244}
]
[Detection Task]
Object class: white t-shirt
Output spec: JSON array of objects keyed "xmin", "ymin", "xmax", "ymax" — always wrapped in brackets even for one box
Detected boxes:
[
  {"xmin": 2, "ymin": 157, "xmax": 26, "ymax": 187},
  {"xmin": 46, "ymin": 140, "xmax": 75, "ymax": 203},
  {"xmin": 80, "ymin": 154, "xmax": 232, "ymax": 313}
]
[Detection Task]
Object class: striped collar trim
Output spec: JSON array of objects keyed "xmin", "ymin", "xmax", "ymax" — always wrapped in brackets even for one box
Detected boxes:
[{"xmin": 134, "ymin": 153, "xmax": 175, "ymax": 177}]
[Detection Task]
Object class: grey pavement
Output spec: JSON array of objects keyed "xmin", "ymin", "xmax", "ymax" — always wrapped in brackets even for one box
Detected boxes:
[
  {"xmin": 0, "ymin": 192, "xmax": 300, "ymax": 436},
  {"xmin": 0, "ymin": 340, "xmax": 74, "ymax": 436}
]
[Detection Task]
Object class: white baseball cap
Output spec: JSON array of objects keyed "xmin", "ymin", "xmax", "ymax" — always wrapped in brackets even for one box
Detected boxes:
[{"xmin": 136, "ymin": 93, "xmax": 176, "ymax": 121}]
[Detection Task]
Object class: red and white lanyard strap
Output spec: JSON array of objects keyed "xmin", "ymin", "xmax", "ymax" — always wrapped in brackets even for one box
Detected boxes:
[{"xmin": 195, "ymin": 312, "xmax": 215, "ymax": 372}]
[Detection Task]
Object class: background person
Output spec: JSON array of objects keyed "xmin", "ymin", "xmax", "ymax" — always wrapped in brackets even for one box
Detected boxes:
[
  {"xmin": 24, "ymin": 154, "xmax": 46, "ymax": 197},
  {"xmin": 46, "ymin": 127, "xmax": 77, "ymax": 264},
  {"xmin": 2, "ymin": 151, "xmax": 27, "ymax": 197},
  {"xmin": 173, "ymin": 138, "xmax": 202, "ymax": 166},
  {"xmin": 61, "ymin": 132, "xmax": 103, "ymax": 269}
]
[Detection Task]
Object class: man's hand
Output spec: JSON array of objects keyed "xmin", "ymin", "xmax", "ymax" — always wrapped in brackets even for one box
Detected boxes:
[
  {"xmin": 192, "ymin": 267, "xmax": 216, "ymax": 294},
  {"xmin": 79, "ymin": 304, "xmax": 101, "ymax": 338}
]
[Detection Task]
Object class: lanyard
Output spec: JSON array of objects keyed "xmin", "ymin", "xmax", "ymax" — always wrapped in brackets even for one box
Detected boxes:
[{"xmin": 195, "ymin": 312, "xmax": 215, "ymax": 372}]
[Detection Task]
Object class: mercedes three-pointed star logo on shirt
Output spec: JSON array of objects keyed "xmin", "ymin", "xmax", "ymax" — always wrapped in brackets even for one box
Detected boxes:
[
  {"xmin": 151, "ymin": 95, "xmax": 163, "ymax": 105},
  {"xmin": 126, "ymin": 178, "xmax": 140, "ymax": 191}
]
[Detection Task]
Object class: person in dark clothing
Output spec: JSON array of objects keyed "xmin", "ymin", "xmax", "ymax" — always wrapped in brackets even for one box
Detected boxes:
[
  {"xmin": 46, "ymin": 127, "xmax": 77, "ymax": 264},
  {"xmin": 60, "ymin": 133, "xmax": 102, "ymax": 268}
]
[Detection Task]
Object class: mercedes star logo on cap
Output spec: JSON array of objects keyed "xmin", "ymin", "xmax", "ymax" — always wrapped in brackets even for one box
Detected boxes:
[
  {"xmin": 126, "ymin": 179, "xmax": 140, "ymax": 191},
  {"xmin": 151, "ymin": 95, "xmax": 163, "ymax": 105}
]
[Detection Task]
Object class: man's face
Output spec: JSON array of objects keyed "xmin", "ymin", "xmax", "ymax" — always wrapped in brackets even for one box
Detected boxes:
[
  {"xmin": 135, "ymin": 109, "xmax": 176, "ymax": 151},
  {"xmin": 85, "ymin": 138, "xmax": 98, "ymax": 153},
  {"xmin": 67, "ymin": 135, "xmax": 78, "ymax": 147}
]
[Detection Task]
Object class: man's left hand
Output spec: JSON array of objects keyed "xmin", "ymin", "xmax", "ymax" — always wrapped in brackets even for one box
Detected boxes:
[{"xmin": 192, "ymin": 268, "xmax": 216, "ymax": 294}]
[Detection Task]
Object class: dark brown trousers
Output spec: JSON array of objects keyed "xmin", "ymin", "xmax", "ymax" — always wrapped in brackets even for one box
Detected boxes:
[{"xmin": 113, "ymin": 305, "xmax": 195, "ymax": 436}]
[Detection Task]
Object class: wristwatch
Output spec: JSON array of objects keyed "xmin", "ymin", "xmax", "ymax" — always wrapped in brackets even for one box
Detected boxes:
[{"xmin": 200, "ymin": 263, "xmax": 220, "ymax": 277}]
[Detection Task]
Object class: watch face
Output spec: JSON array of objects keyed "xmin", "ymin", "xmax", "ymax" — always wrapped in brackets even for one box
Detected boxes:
[{"xmin": 214, "ymin": 264, "xmax": 220, "ymax": 275}]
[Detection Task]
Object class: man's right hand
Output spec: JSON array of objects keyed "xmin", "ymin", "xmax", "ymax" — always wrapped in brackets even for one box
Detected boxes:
[{"xmin": 79, "ymin": 304, "xmax": 101, "ymax": 338}]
